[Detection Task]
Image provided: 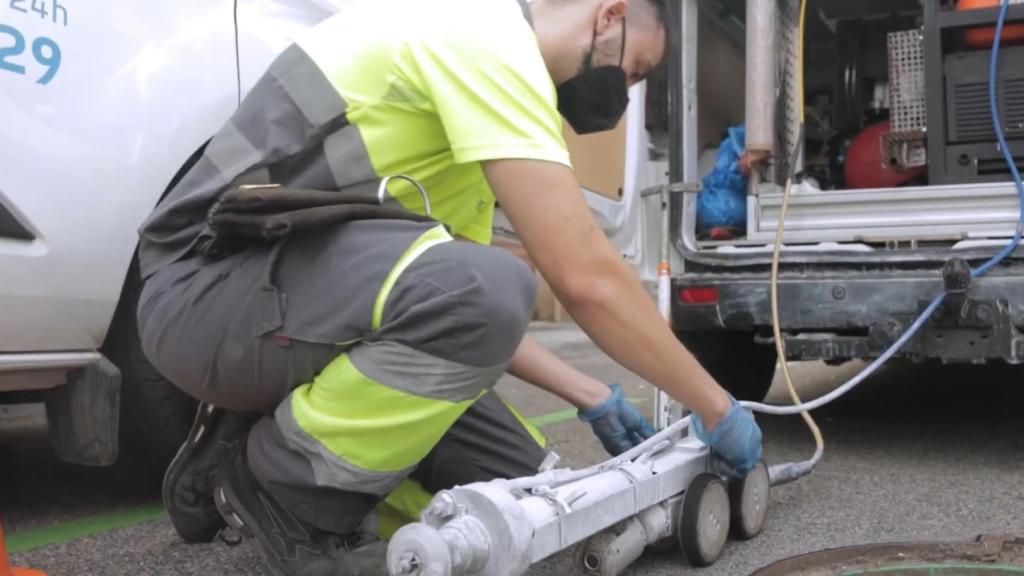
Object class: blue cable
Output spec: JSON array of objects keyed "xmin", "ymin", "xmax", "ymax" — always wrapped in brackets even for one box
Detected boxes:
[{"xmin": 974, "ymin": 0, "xmax": 1024, "ymax": 278}]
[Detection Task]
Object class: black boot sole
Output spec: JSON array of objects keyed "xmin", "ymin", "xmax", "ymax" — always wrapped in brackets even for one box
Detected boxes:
[
  {"xmin": 162, "ymin": 402, "xmax": 226, "ymax": 543},
  {"xmin": 214, "ymin": 470, "xmax": 288, "ymax": 576},
  {"xmin": 215, "ymin": 446, "xmax": 391, "ymax": 576}
]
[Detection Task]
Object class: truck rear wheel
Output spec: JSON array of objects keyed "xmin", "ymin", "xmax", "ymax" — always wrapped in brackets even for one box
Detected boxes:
[
  {"xmin": 103, "ymin": 256, "xmax": 197, "ymax": 481},
  {"xmin": 675, "ymin": 331, "xmax": 777, "ymax": 402}
]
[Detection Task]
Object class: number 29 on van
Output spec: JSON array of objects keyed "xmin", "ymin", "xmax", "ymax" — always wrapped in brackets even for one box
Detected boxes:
[{"xmin": 0, "ymin": 24, "xmax": 61, "ymax": 85}]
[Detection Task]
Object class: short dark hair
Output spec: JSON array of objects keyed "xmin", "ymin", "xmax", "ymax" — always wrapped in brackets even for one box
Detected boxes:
[{"xmin": 639, "ymin": 0, "xmax": 670, "ymax": 30}]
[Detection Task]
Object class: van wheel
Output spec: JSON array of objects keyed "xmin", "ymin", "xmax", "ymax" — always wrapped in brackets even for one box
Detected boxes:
[
  {"xmin": 675, "ymin": 331, "xmax": 777, "ymax": 402},
  {"xmin": 103, "ymin": 256, "xmax": 197, "ymax": 481}
]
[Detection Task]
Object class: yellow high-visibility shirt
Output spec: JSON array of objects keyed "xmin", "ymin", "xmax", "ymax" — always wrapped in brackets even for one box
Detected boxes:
[{"xmin": 299, "ymin": 0, "xmax": 572, "ymax": 244}]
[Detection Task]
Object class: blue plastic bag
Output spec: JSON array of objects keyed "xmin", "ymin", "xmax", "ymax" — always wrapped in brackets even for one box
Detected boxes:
[{"xmin": 698, "ymin": 125, "xmax": 748, "ymax": 236}]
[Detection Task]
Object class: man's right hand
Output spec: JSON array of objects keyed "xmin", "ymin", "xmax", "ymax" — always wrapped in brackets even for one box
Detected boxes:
[
  {"xmin": 692, "ymin": 398, "xmax": 763, "ymax": 477},
  {"xmin": 578, "ymin": 383, "xmax": 657, "ymax": 456}
]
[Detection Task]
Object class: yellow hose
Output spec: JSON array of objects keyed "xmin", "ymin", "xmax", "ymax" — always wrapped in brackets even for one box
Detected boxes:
[{"xmin": 769, "ymin": 0, "xmax": 825, "ymax": 459}]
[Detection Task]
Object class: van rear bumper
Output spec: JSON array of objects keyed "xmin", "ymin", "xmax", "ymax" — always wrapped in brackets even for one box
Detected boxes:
[{"xmin": 673, "ymin": 267, "xmax": 1024, "ymax": 364}]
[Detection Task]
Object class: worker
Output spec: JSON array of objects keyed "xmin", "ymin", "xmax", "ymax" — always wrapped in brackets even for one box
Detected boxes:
[{"xmin": 136, "ymin": 0, "xmax": 764, "ymax": 573}]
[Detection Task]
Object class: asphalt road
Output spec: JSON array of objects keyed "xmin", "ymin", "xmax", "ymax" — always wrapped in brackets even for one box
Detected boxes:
[{"xmin": 4, "ymin": 323, "xmax": 1024, "ymax": 575}]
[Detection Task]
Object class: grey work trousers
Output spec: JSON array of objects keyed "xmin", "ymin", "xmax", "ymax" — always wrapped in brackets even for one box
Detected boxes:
[{"xmin": 138, "ymin": 220, "xmax": 546, "ymax": 534}]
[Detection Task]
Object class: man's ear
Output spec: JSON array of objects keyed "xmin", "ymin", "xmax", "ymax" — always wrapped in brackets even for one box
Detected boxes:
[{"xmin": 595, "ymin": 0, "xmax": 628, "ymax": 35}]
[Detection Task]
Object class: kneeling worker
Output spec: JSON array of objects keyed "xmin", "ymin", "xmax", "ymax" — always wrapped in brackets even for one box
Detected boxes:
[{"xmin": 136, "ymin": 0, "xmax": 764, "ymax": 573}]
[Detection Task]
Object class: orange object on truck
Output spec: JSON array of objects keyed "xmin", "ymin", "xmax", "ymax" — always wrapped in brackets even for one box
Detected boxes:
[{"xmin": 957, "ymin": 0, "xmax": 1024, "ymax": 48}]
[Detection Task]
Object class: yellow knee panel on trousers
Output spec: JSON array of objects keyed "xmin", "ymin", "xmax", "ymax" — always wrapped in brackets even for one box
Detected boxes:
[{"xmin": 290, "ymin": 354, "xmax": 482, "ymax": 473}]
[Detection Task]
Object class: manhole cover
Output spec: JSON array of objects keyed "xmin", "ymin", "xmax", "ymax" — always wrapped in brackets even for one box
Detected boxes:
[{"xmin": 752, "ymin": 536, "xmax": 1024, "ymax": 576}]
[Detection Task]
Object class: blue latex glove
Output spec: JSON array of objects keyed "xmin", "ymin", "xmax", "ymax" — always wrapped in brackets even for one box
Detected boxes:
[
  {"xmin": 691, "ymin": 397, "xmax": 763, "ymax": 478},
  {"xmin": 578, "ymin": 384, "xmax": 657, "ymax": 456}
]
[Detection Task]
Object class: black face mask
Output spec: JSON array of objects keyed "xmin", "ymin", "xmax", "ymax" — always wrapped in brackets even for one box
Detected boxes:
[{"xmin": 557, "ymin": 20, "xmax": 629, "ymax": 135}]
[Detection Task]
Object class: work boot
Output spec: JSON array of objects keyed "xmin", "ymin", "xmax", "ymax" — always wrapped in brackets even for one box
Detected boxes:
[
  {"xmin": 214, "ymin": 441, "xmax": 388, "ymax": 576},
  {"xmin": 163, "ymin": 402, "xmax": 259, "ymax": 543}
]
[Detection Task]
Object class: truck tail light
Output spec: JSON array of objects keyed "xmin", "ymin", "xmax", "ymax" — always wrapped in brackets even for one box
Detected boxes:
[{"xmin": 679, "ymin": 287, "xmax": 719, "ymax": 304}]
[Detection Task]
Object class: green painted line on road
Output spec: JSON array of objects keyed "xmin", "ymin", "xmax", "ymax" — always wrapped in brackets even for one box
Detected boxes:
[
  {"xmin": 7, "ymin": 397, "xmax": 649, "ymax": 555},
  {"xmin": 528, "ymin": 397, "xmax": 646, "ymax": 428},
  {"xmin": 528, "ymin": 407, "xmax": 579, "ymax": 428},
  {"xmin": 6, "ymin": 503, "xmax": 166, "ymax": 555}
]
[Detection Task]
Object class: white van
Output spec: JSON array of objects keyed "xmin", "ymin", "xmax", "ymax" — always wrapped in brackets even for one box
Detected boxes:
[{"xmin": 0, "ymin": 0, "xmax": 350, "ymax": 471}]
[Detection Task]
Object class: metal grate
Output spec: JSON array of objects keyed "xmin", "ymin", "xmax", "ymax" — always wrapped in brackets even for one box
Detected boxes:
[
  {"xmin": 889, "ymin": 29, "xmax": 927, "ymax": 133},
  {"xmin": 882, "ymin": 132, "xmax": 928, "ymax": 169},
  {"xmin": 885, "ymin": 29, "xmax": 927, "ymax": 169}
]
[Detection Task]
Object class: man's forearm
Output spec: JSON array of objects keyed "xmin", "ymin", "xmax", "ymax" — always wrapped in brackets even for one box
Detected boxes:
[
  {"xmin": 486, "ymin": 159, "xmax": 732, "ymax": 430},
  {"xmin": 507, "ymin": 334, "xmax": 611, "ymax": 410},
  {"xmin": 559, "ymin": 264, "xmax": 731, "ymax": 428}
]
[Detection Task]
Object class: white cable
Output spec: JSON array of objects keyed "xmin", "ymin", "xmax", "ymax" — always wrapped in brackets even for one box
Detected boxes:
[
  {"xmin": 509, "ymin": 292, "xmax": 941, "ymax": 490},
  {"xmin": 741, "ymin": 294, "xmax": 945, "ymax": 416}
]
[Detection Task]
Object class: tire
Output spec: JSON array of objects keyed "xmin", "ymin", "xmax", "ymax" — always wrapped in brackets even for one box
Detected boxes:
[
  {"xmin": 103, "ymin": 255, "xmax": 197, "ymax": 480},
  {"xmin": 675, "ymin": 331, "xmax": 777, "ymax": 402},
  {"xmin": 677, "ymin": 473, "xmax": 731, "ymax": 567},
  {"xmin": 729, "ymin": 461, "xmax": 770, "ymax": 540}
]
